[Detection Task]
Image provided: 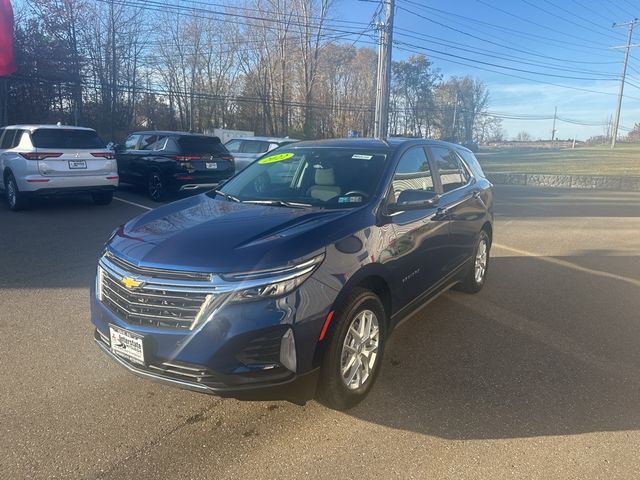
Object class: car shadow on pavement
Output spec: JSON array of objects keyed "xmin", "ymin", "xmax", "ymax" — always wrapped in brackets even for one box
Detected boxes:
[{"xmin": 348, "ymin": 255, "xmax": 640, "ymax": 440}]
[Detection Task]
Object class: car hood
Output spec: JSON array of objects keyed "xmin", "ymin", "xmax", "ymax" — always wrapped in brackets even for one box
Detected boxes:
[{"xmin": 108, "ymin": 194, "xmax": 355, "ymax": 273}]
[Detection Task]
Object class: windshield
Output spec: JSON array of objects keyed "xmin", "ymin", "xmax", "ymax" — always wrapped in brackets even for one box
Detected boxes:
[{"xmin": 214, "ymin": 147, "xmax": 389, "ymax": 209}]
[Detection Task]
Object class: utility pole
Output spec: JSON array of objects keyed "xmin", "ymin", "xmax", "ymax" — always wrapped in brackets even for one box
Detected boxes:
[
  {"xmin": 551, "ymin": 106, "xmax": 557, "ymax": 148},
  {"xmin": 611, "ymin": 19, "xmax": 639, "ymax": 149},
  {"xmin": 451, "ymin": 91, "xmax": 458, "ymax": 142},
  {"xmin": 374, "ymin": 0, "xmax": 394, "ymax": 139},
  {"xmin": 110, "ymin": 0, "xmax": 117, "ymax": 143}
]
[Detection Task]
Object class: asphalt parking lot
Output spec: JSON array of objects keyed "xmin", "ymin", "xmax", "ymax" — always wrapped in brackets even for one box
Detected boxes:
[{"xmin": 1, "ymin": 184, "xmax": 639, "ymax": 479}]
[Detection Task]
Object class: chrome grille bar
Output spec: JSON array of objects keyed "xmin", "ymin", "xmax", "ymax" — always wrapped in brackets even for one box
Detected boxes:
[{"xmin": 98, "ymin": 254, "xmax": 218, "ymax": 330}]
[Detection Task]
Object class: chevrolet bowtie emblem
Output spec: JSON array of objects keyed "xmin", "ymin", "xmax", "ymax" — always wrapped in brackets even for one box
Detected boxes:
[{"xmin": 121, "ymin": 276, "xmax": 142, "ymax": 289}]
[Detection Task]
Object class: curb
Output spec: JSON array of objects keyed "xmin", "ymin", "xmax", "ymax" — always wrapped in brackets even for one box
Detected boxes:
[{"xmin": 486, "ymin": 173, "xmax": 640, "ymax": 192}]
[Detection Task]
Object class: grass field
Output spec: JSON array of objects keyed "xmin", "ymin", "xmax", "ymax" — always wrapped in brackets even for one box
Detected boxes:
[{"xmin": 477, "ymin": 144, "xmax": 640, "ymax": 176}]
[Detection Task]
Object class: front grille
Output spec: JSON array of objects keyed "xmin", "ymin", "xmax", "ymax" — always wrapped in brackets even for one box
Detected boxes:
[
  {"xmin": 98, "ymin": 254, "xmax": 219, "ymax": 330},
  {"xmin": 104, "ymin": 251, "xmax": 212, "ymax": 281}
]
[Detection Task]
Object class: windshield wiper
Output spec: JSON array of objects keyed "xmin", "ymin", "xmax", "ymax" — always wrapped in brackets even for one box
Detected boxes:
[
  {"xmin": 242, "ymin": 199, "xmax": 312, "ymax": 209},
  {"xmin": 214, "ymin": 189, "xmax": 241, "ymax": 203}
]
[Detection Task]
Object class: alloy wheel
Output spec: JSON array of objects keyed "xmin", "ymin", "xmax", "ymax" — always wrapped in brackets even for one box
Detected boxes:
[
  {"xmin": 148, "ymin": 173, "xmax": 163, "ymax": 201},
  {"xmin": 474, "ymin": 238, "xmax": 488, "ymax": 284},
  {"xmin": 6, "ymin": 177, "xmax": 17, "ymax": 208},
  {"xmin": 340, "ymin": 309, "xmax": 380, "ymax": 390}
]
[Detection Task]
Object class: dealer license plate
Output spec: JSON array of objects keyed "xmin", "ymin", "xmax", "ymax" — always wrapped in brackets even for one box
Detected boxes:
[
  {"xmin": 109, "ymin": 326, "xmax": 145, "ymax": 365},
  {"xmin": 205, "ymin": 162, "xmax": 218, "ymax": 169},
  {"xmin": 68, "ymin": 160, "xmax": 87, "ymax": 169}
]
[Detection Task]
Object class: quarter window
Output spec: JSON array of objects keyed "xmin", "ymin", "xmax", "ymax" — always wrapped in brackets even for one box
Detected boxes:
[
  {"xmin": 392, "ymin": 147, "xmax": 435, "ymax": 197},
  {"xmin": 0, "ymin": 129, "xmax": 13, "ymax": 149},
  {"xmin": 431, "ymin": 146, "xmax": 469, "ymax": 192}
]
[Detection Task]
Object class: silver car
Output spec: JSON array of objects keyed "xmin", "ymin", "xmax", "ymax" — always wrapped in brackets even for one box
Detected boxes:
[
  {"xmin": 0, "ymin": 125, "xmax": 118, "ymax": 210},
  {"xmin": 224, "ymin": 136, "xmax": 299, "ymax": 172}
]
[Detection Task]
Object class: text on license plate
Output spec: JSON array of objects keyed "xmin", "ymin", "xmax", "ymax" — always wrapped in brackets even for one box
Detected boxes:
[
  {"xmin": 68, "ymin": 160, "xmax": 87, "ymax": 169},
  {"xmin": 109, "ymin": 326, "xmax": 145, "ymax": 365},
  {"xmin": 206, "ymin": 162, "xmax": 218, "ymax": 169}
]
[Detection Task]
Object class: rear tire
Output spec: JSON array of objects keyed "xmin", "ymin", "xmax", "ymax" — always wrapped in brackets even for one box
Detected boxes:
[
  {"xmin": 455, "ymin": 230, "xmax": 490, "ymax": 294},
  {"xmin": 4, "ymin": 173, "xmax": 30, "ymax": 211},
  {"xmin": 147, "ymin": 171, "xmax": 165, "ymax": 202},
  {"xmin": 92, "ymin": 191, "xmax": 114, "ymax": 205},
  {"xmin": 318, "ymin": 288, "xmax": 387, "ymax": 410}
]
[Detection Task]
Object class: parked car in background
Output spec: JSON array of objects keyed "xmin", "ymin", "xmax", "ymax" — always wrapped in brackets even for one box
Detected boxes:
[
  {"xmin": 91, "ymin": 138, "xmax": 493, "ymax": 409},
  {"xmin": 0, "ymin": 124, "xmax": 118, "ymax": 211},
  {"xmin": 224, "ymin": 136, "xmax": 299, "ymax": 171},
  {"xmin": 114, "ymin": 131, "xmax": 234, "ymax": 201}
]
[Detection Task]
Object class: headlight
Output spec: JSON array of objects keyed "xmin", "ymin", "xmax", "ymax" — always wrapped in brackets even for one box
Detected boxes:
[{"xmin": 222, "ymin": 252, "xmax": 325, "ymax": 303}]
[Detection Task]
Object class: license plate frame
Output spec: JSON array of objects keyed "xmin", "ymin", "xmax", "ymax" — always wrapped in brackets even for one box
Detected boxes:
[
  {"xmin": 205, "ymin": 162, "xmax": 218, "ymax": 169},
  {"xmin": 68, "ymin": 160, "xmax": 87, "ymax": 169},
  {"xmin": 109, "ymin": 325, "xmax": 145, "ymax": 365}
]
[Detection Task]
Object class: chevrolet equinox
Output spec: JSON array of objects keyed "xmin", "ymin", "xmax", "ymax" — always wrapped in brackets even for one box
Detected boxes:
[{"xmin": 91, "ymin": 138, "xmax": 493, "ymax": 410}]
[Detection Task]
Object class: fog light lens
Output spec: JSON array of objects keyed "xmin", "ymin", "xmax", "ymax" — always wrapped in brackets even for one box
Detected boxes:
[{"xmin": 280, "ymin": 329, "xmax": 297, "ymax": 373}]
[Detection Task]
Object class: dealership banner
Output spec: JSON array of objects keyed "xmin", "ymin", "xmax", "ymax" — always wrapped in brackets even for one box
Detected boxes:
[{"xmin": 0, "ymin": 0, "xmax": 16, "ymax": 77}]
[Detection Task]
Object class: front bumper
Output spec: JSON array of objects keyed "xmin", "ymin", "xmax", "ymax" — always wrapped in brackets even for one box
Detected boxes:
[{"xmin": 93, "ymin": 332, "xmax": 319, "ymax": 403}]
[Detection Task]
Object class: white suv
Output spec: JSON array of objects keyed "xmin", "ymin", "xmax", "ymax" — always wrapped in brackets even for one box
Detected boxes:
[
  {"xmin": 0, "ymin": 124, "xmax": 118, "ymax": 210},
  {"xmin": 224, "ymin": 136, "xmax": 299, "ymax": 172}
]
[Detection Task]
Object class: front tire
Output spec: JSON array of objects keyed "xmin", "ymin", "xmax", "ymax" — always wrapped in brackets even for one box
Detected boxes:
[
  {"xmin": 455, "ymin": 230, "xmax": 490, "ymax": 294},
  {"xmin": 5, "ymin": 173, "xmax": 30, "ymax": 211},
  {"xmin": 319, "ymin": 289, "xmax": 387, "ymax": 410},
  {"xmin": 92, "ymin": 191, "xmax": 114, "ymax": 205}
]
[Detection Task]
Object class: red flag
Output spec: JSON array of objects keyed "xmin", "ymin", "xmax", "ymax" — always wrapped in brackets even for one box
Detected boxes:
[{"xmin": 0, "ymin": 0, "xmax": 16, "ymax": 77}]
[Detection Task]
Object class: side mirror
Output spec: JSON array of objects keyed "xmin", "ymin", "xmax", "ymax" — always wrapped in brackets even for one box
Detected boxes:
[
  {"xmin": 387, "ymin": 189, "xmax": 439, "ymax": 213},
  {"xmin": 112, "ymin": 143, "xmax": 125, "ymax": 152}
]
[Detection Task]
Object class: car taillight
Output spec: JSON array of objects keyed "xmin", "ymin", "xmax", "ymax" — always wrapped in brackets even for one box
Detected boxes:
[
  {"xmin": 19, "ymin": 152, "xmax": 63, "ymax": 160},
  {"xmin": 221, "ymin": 155, "xmax": 234, "ymax": 162},
  {"xmin": 91, "ymin": 152, "xmax": 115, "ymax": 160}
]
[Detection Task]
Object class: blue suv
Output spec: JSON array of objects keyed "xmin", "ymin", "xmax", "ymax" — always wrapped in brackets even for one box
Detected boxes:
[{"xmin": 91, "ymin": 138, "xmax": 493, "ymax": 410}]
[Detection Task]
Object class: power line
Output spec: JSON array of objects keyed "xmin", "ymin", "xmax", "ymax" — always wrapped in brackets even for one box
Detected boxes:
[
  {"xmin": 538, "ymin": 0, "xmax": 627, "ymax": 40},
  {"xmin": 393, "ymin": 43, "xmax": 640, "ymax": 102},
  {"xmin": 393, "ymin": 29, "xmax": 618, "ymax": 78},
  {"xmin": 395, "ymin": 5, "xmax": 620, "ymax": 76},
  {"xmin": 400, "ymin": 0, "xmax": 621, "ymax": 61},
  {"xmin": 475, "ymin": 0, "xmax": 616, "ymax": 50}
]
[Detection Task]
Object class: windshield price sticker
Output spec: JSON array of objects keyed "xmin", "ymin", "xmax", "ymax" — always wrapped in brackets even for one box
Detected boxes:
[
  {"xmin": 351, "ymin": 154, "xmax": 373, "ymax": 160},
  {"xmin": 258, "ymin": 152, "xmax": 295, "ymax": 164}
]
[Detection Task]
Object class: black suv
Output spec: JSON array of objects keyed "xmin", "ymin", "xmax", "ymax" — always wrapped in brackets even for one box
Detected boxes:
[{"xmin": 114, "ymin": 131, "xmax": 235, "ymax": 201}]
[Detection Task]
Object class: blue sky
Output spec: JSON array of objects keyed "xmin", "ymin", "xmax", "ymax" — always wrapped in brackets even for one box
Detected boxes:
[{"xmin": 335, "ymin": 0, "xmax": 640, "ymax": 140}]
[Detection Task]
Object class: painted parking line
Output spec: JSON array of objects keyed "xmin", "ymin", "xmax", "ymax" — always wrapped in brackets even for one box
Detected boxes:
[
  {"xmin": 493, "ymin": 242, "xmax": 640, "ymax": 288},
  {"xmin": 113, "ymin": 196, "xmax": 153, "ymax": 211}
]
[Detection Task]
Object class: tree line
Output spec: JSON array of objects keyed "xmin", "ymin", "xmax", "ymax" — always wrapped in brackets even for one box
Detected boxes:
[{"xmin": 3, "ymin": 0, "xmax": 504, "ymax": 143}]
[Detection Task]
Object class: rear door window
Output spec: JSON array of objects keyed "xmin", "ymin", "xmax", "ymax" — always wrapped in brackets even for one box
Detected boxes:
[
  {"xmin": 31, "ymin": 129, "xmax": 104, "ymax": 149},
  {"xmin": 430, "ymin": 146, "xmax": 469, "ymax": 192},
  {"xmin": 241, "ymin": 140, "xmax": 270, "ymax": 154},
  {"xmin": 177, "ymin": 136, "xmax": 229, "ymax": 155},
  {"xmin": 140, "ymin": 134, "xmax": 167, "ymax": 151}
]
